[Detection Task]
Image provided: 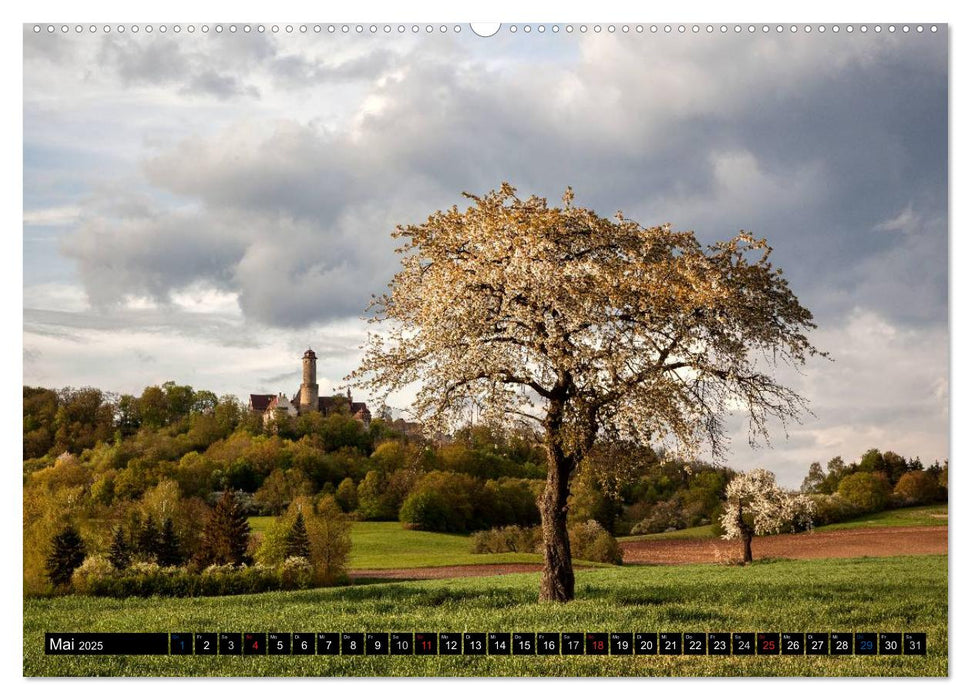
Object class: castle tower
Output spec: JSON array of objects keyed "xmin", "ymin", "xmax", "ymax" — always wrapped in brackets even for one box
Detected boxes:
[{"xmin": 299, "ymin": 348, "xmax": 319, "ymax": 415}]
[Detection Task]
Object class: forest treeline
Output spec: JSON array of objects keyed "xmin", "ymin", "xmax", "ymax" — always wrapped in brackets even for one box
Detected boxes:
[
  {"xmin": 798, "ymin": 449, "xmax": 947, "ymax": 522},
  {"xmin": 23, "ymin": 383, "xmax": 947, "ymax": 594}
]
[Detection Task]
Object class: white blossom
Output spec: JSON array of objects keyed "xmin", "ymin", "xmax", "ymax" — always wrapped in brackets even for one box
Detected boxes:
[
  {"xmin": 720, "ymin": 468, "xmax": 815, "ymax": 540},
  {"xmin": 352, "ymin": 184, "xmax": 822, "ymax": 599}
]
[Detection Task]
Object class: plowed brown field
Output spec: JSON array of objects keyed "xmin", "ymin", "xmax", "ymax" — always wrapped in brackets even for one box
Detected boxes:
[
  {"xmin": 348, "ymin": 525, "xmax": 946, "ymax": 581},
  {"xmin": 621, "ymin": 525, "xmax": 947, "ymax": 565}
]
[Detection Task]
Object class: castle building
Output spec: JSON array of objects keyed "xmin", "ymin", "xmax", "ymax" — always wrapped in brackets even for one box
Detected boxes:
[{"xmin": 249, "ymin": 348, "xmax": 371, "ymax": 426}]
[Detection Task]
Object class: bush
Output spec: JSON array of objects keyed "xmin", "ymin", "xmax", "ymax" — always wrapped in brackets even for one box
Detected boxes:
[
  {"xmin": 807, "ymin": 493, "xmax": 863, "ymax": 525},
  {"xmin": 309, "ymin": 496, "xmax": 352, "ymax": 586},
  {"xmin": 335, "ymin": 477, "xmax": 358, "ymax": 512},
  {"xmin": 197, "ymin": 564, "xmax": 278, "ymax": 595},
  {"xmin": 399, "ymin": 489, "xmax": 455, "ymax": 532},
  {"xmin": 357, "ymin": 470, "xmax": 398, "ymax": 520},
  {"xmin": 838, "ymin": 472, "xmax": 891, "ymax": 513},
  {"xmin": 894, "ymin": 470, "xmax": 943, "ymax": 505},
  {"xmin": 71, "ymin": 555, "xmax": 115, "ymax": 594},
  {"xmin": 470, "ymin": 525, "xmax": 542, "ymax": 554},
  {"xmin": 567, "ymin": 473, "xmax": 613, "ymax": 529},
  {"xmin": 617, "ymin": 501, "xmax": 652, "ymax": 536},
  {"xmin": 630, "ymin": 499, "xmax": 686, "ymax": 535},
  {"xmin": 482, "ymin": 478, "xmax": 542, "ymax": 528},
  {"xmin": 568, "ymin": 520, "xmax": 623, "ymax": 564},
  {"xmin": 278, "ymin": 556, "xmax": 314, "ymax": 589},
  {"xmin": 71, "ymin": 561, "xmax": 322, "ymax": 598},
  {"xmin": 397, "ymin": 471, "xmax": 477, "ymax": 533}
]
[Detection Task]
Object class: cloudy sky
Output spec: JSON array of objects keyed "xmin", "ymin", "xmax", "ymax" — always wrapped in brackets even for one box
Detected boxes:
[{"xmin": 22, "ymin": 24, "xmax": 948, "ymax": 485}]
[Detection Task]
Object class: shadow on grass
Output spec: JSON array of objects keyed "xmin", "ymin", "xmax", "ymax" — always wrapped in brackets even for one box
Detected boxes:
[
  {"xmin": 349, "ymin": 576, "xmax": 422, "ymax": 585},
  {"xmin": 747, "ymin": 557, "xmax": 795, "ymax": 566},
  {"xmin": 286, "ymin": 581, "xmax": 540, "ymax": 609}
]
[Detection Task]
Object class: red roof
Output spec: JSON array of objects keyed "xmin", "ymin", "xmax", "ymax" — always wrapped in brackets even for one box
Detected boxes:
[
  {"xmin": 257, "ymin": 390, "xmax": 369, "ymax": 419},
  {"xmin": 249, "ymin": 394, "xmax": 274, "ymax": 411}
]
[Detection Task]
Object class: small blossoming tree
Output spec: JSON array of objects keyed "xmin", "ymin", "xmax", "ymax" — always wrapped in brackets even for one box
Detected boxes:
[{"xmin": 720, "ymin": 468, "xmax": 815, "ymax": 563}]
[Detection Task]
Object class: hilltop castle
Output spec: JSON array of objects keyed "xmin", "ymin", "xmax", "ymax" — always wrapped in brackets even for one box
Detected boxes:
[{"xmin": 248, "ymin": 348, "xmax": 371, "ymax": 426}]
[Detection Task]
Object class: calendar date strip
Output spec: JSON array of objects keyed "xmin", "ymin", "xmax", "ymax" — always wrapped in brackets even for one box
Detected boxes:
[{"xmin": 45, "ymin": 631, "xmax": 927, "ymax": 656}]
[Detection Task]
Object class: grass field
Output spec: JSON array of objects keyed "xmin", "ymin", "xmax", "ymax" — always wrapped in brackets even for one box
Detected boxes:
[
  {"xmin": 250, "ymin": 519, "xmax": 607, "ymax": 569},
  {"xmin": 347, "ymin": 521, "xmax": 544, "ymax": 569},
  {"xmin": 23, "ymin": 555, "xmax": 946, "ymax": 677},
  {"xmin": 815, "ymin": 505, "xmax": 947, "ymax": 531},
  {"xmin": 620, "ymin": 505, "xmax": 948, "ymax": 543}
]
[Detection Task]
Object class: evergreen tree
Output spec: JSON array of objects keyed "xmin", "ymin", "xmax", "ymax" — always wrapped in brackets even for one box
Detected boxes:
[
  {"xmin": 137, "ymin": 514, "xmax": 162, "ymax": 560},
  {"xmin": 196, "ymin": 490, "xmax": 251, "ymax": 566},
  {"xmin": 157, "ymin": 517, "xmax": 183, "ymax": 567},
  {"xmin": 284, "ymin": 511, "xmax": 311, "ymax": 560},
  {"xmin": 108, "ymin": 525, "xmax": 130, "ymax": 570},
  {"xmin": 45, "ymin": 524, "xmax": 86, "ymax": 586}
]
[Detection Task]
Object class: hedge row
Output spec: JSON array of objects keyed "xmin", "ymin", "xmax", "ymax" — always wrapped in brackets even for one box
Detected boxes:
[{"xmin": 71, "ymin": 556, "xmax": 330, "ymax": 597}]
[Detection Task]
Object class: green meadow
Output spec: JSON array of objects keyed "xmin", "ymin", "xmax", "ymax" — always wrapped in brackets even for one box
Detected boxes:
[
  {"xmin": 24, "ymin": 555, "xmax": 946, "ymax": 677},
  {"xmin": 620, "ymin": 524, "xmax": 717, "ymax": 542},
  {"xmin": 620, "ymin": 505, "xmax": 948, "ymax": 543},
  {"xmin": 250, "ymin": 519, "xmax": 611, "ymax": 570},
  {"xmin": 815, "ymin": 505, "xmax": 947, "ymax": 531}
]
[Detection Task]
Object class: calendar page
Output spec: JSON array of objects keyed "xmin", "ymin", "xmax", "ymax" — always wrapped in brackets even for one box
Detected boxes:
[{"xmin": 22, "ymin": 20, "xmax": 948, "ymax": 678}]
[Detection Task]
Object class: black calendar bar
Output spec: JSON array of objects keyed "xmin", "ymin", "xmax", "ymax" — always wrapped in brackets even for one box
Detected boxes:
[
  {"xmin": 42, "ymin": 631, "xmax": 928, "ymax": 656},
  {"xmin": 45, "ymin": 633, "xmax": 169, "ymax": 655}
]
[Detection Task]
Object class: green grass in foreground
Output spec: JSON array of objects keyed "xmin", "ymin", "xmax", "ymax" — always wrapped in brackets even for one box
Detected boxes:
[
  {"xmin": 24, "ymin": 555, "xmax": 946, "ymax": 677},
  {"xmin": 815, "ymin": 505, "xmax": 947, "ymax": 531}
]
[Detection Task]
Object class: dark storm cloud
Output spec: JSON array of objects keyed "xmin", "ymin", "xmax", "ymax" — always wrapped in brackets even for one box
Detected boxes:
[
  {"xmin": 259, "ymin": 370, "xmax": 300, "ymax": 384},
  {"xmin": 93, "ymin": 33, "xmax": 267, "ymax": 99},
  {"xmin": 657, "ymin": 38, "xmax": 948, "ymax": 328},
  {"xmin": 100, "ymin": 37, "xmax": 190, "ymax": 86},
  {"xmin": 90, "ymin": 31, "xmax": 398, "ymax": 100},
  {"xmin": 51, "ymin": 30, "xmax": 946, "ymax": 333},
  {"xmin": 61, "ymin": 209, "xmax": 248, "ymax": 306},
  {"xmin": 182, "ymin": 71, "xmax": 260, "ymax": 100}
]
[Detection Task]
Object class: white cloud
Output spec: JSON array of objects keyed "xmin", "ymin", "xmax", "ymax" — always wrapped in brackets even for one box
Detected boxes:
[
  {"xmin": 23, "ymin": 310, "xmax": 368, "ymax": 401},
  {"xmin": 727, "ymin": 307, "xmax": 948, "ymax": 487},
  {"xmin": 23, "ymin": 282, "xmax": 91, "ymax": 313},
  {"xmin": 22, "ymin": 27, "xmax": 948, "ymax": 486},
  {"xmin": 169, "ymin": 286, "xmax": 241, "ymax": 315},
  {"xmin": 23, "ymin": 206, "xmax": 81, "ymax": 226},
  {"xmin": 874, "ymin": 204, "xmax": 921, "ymax": 236}
]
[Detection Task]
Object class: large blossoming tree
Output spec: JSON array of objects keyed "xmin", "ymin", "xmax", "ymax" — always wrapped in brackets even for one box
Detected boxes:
[{"xmin": 355, "ymin": 184, "xmax": 822, "ymax": 602}]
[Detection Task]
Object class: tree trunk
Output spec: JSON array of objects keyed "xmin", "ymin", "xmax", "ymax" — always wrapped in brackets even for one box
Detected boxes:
[
  {"xmin": 742, "ymin": 531, "xmax": 753, "ymax": 564},
  {"xmin": 539, "ymin": 450, "xmax": 574, "ymax": 602}
]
